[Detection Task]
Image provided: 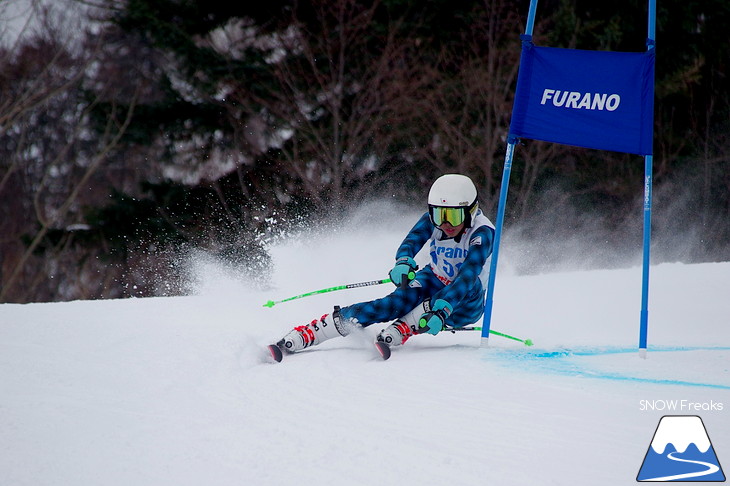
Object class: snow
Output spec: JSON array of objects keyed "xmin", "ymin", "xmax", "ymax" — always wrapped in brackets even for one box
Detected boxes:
[
  {"xmin": 1, "ymin": 206, "xmax": 729, "ymax": 485},
  {"xmin": 650, "ymin": 416, "xmax": 711, "ymax": 454}
]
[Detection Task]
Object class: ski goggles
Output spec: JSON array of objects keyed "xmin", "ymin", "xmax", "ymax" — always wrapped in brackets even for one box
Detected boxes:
[{"xmin": 429, "ymin": 206, "xmax": 466, "ymax": 227}]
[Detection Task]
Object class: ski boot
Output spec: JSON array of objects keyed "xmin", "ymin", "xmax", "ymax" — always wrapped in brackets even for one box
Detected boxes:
[
  {"xmin": 376, "ymin": 320, "xmax": 415, "ymax": 346},
  {"xmin": 268, "ymin": 306, "xmax": 349, "ymax": 361},
  {"xmin": 374, "ymin": 320, "xmax": 416, "ymax": 360}
]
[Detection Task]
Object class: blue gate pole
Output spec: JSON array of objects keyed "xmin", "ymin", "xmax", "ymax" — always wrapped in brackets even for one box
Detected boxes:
[
  {"xmin": 481, "ymin": 140, "xmax": 516, "ymax": 346},
  {"xmin": 639, "ymin": 0, "xmax": 656, "ymax": 359},
  {"xmin": 481, "ymin": 0, "xmax": 539, "ymax": 347},
  {"xmin": 639, "ymin": 156, "xmax": 652, "ymax": 358},
  {"xmin": 524, "ymin": 0, "xmax": 539, "ymax": 34}
]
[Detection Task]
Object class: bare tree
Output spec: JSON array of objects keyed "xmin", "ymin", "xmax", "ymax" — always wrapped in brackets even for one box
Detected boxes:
[
  {"xmin": 0, "ymin": 3, "xmax": 140, "ymax": 302},
  {"xmin": 210, "ymin": 0, "xmax": 432, "ymax": 210},
  {"xmin": 401, "ymin": 0, "xmax": 566, "ymax": 216}
]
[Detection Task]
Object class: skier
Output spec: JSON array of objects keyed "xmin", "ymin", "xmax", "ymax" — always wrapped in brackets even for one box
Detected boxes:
[{"xmin": 269, "ymin": 173, "xmax": 495, "ymax": 361}]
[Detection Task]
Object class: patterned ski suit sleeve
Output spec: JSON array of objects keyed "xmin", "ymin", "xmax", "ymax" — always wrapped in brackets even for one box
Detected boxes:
[
  {"xmin": 433, "ymin": 225, "xmax": 494, "ymax": 305},
  {"xmin": 394, "ymin": 213, "xmax": 434, "ymax": 259}
]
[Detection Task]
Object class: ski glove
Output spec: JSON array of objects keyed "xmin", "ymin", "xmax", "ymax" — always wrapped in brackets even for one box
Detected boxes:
[
  {"xmin": 389, "ymin": 257, "xmax": 418, "ymax": 288},
  {"xmin": 417, "ymin": 299, "xmax": 453, "ymax": 335}
]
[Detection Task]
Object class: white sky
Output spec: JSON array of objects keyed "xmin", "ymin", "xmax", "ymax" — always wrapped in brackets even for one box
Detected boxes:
[{"xmin": 0, "ymin": 0, "xmax": 88, "ymax": 48}]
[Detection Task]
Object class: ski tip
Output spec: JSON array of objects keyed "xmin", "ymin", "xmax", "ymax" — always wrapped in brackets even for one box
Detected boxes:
[
  {"xmin": 374, "ymin": 341, "xmax": 391, "ymax": 360},
  {"xmin": 267, "ymin": 344, "xmax": 283, "ymax": 363}
]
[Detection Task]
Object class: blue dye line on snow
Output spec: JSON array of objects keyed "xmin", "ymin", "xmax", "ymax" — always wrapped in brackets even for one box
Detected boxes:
[{"xmin": 491, "ymin": 346, "xmax": 730, "ymax": 390}]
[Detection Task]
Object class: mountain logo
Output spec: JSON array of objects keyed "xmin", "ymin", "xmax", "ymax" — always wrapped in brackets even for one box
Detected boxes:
[{"xmin": 637, "ymin": 415, "xmax": 725, "ymax": 482}]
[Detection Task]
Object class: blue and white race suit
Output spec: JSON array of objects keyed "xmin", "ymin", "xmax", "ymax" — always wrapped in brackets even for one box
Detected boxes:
[{"xmin": 340, "ymin": 209, "xmax": 495, "ymax": 328}]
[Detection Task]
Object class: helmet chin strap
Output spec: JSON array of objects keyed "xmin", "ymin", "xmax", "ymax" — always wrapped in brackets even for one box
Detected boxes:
[
  {"xmin": 439, "ymin": 225, "xmax": 466, "ymax": 242},
  {"xmin": 453, "ymin": 229, "xmax": 466, "ymax": 242}
]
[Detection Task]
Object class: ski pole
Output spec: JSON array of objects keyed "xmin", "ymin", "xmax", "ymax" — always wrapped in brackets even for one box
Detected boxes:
[
  {"xmin": 263, "ymin": 278, "xmax": 392, "ymax": 308},
  {"xmin": 263, "ymin": 281, "xmax": 534, "ymax": 346},
  {"xmin": 445, "ymin": 326, "xmax": 534, "ymax": 346}
]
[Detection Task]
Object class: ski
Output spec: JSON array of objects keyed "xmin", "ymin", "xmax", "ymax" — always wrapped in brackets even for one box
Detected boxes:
[
  {"xmin": 374, "ymin": 341, "xmax": 391, "ymax": 360},
  {"xmin": 267, "ymin": 344, "xmax": 283, "ymax": 363},
  {"xmin": 268, "ymin": 341, "xmax": 391, "ymax": 362}
]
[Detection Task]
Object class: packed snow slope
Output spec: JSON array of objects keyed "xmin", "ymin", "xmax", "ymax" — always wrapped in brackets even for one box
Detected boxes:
[{"xmin": 2, "ymin": 204, "xmax": 729, "ymax": 486}]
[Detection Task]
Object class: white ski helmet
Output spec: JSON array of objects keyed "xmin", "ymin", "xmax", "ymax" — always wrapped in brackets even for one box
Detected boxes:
[{"xmin": 427, "ymin": 174, "xmax": 479, "ymax": 228}]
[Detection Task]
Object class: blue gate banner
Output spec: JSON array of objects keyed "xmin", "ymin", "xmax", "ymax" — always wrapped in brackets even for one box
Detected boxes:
[{"xmin": 510, "ymin": 43, "xmax": 655, "ymax": 155}]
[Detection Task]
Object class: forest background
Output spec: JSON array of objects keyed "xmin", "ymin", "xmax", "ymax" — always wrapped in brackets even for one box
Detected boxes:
[{"xmin": 1, "ymin": 0, "xmax": 728, "ymax": 303}]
